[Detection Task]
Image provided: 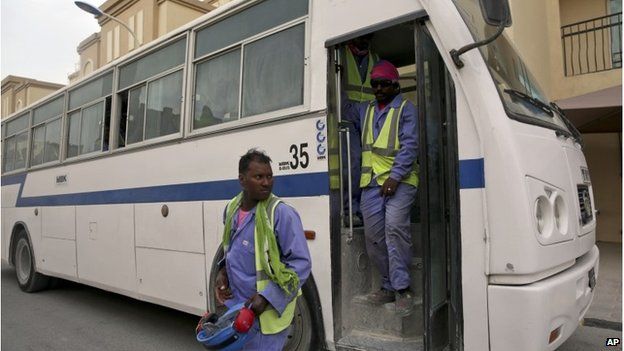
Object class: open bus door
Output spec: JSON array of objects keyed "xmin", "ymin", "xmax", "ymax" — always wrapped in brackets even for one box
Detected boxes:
[
  {"xmin": 327, "ymin": 17, "xmax": 462, "ymax": 351},
  {"xmin": 416, "ymin": 22, "xmax": 463, "ymax": 351}
]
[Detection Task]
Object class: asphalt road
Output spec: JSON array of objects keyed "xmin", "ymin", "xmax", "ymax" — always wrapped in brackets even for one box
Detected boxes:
[
  {"xmin": 2, "ymin": 262, "xmax": 620, "ymax": 351},
  {"xmin": 1, "ymin": 264, "xmax": 202, "ymax": 351}
]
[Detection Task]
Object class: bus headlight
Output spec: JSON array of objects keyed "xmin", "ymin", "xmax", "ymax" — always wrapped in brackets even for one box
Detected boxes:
[
  {"xmin": 535, "ymin": 196, "xmax": 552, "ymax": 236},
  {"xmin": 554, "ymin": 195, "xmax": 568, "ymax": 235}
]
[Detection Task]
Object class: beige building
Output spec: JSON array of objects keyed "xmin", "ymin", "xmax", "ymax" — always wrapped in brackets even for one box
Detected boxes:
[
  {"xmin": 70, "ymin": 0, "xmax": 229, "ymax": 83},
  {"xmin": 509, "ymin": 0, "xmax": 622, "ymax": 243},
  {"xmin": 1, "ymin": 76, "xmax": 64, "ymax": 120}
]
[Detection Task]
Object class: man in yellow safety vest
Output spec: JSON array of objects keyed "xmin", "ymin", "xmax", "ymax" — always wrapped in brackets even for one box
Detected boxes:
[
  {"xmin": 215, "ymin": 149, "xmax": 312, "ymax": 350},
  {"xmin": 344, "ymin": 60, "xmax": 419, "ymax": 317}
]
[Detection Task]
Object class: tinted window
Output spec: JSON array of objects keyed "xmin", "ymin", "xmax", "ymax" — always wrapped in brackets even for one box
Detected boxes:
[
  {"xmin": 6, "ymin": 113, "xmax": 29, "ymax": 136},
  {"xmin": 3, "ymin": 137, "xmax": 16, "ymax": 172},
  {"xmin": 69, "ymin": 72, "xmax": 113, "ymax": 110},
  {"xmin": 31, "ymin": 125, "xmax": 46, "ymax": 166},
  {"xmin": 194, "ymin": 49, "xmax": 241, "ymax": 128},
  {"xmin": 195, "ymin": 0, "xmax": 308, "ymax": 58},
  {"xmin": 118, "ymin": 38, "xmax": 186, "ymax": 90},
  {"xmin": 44, "ymin": 118, "xmax": 61, "ymax": 163},
  {"xmin": 126, "ymin": 86, "xmax": 147, "ymax": 144},
  {"xmin": 33, "ymin": 96, "xmax": 64, "ymax": 125},
  {"xmin": 67, "ymin": 111, "xmax": 81, "ymax": 158},
  {"xmin": 145, "ymin": 71, "xmax": 182, "ymax": 140},
  {"xmin": 14, "ymin": 132, "xmax": 28, "ymax": 170},
  {"xmin": 242, "ymin": 24, "xmax": 304, "ymax": 117}
]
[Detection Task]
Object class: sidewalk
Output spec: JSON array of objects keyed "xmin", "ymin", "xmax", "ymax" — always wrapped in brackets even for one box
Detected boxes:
[
  {"xmin": 586, "ymin": 241, "xmax": 622, "ymax": 325},
  {"xmin": 558, "ymin": 241, "xmax": 622, "ymax": 350}
]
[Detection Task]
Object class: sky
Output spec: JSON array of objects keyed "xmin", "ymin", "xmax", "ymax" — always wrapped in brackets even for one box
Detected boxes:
[{"xmin": 1, "ymin": 0, "xmax": 107, "ymax": 85}]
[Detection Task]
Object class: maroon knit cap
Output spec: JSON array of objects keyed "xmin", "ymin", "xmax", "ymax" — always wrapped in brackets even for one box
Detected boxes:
[{"xmin": 370, "ymin": 60, "xmax": 399, "ymax": 82}]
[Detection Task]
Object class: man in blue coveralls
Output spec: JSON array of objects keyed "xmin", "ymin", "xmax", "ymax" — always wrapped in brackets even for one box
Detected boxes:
[
  {"xmin": 344, "ymin": 60, "xmax": 419, "ymax": 316},
  {"xmin": 215, "ymin": 149, "xmax": 312, "ymax": 350}
]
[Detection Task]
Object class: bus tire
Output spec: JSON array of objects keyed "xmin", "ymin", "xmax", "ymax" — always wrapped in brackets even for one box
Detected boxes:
[
  {"xmin": 284, "ymin": 293, "xmax": 314, "ymax": 351},
  {"xmin": 13, "ymin": 229, "xmax": 50, "ymax": 293}
]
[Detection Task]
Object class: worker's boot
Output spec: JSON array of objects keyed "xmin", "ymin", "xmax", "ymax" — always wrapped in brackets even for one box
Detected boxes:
[{"xmin": 364, "ymin": 288, "xmax": 395, "ymax": 305}]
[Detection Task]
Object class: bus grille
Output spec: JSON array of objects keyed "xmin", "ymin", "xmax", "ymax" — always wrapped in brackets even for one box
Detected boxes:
[{"xmin": 578, "ymin": 185, "xmax": 593, "ymax": 226}]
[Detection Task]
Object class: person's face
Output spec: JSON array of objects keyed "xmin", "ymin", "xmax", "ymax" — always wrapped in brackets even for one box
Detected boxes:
[
  {"xmin": 371, "ymin": 79, "xmax": 399, "ymax": 103},
  {"xmin": 351, "ymin": 37, "xmax": 370, "ymax": 51},
  {"xmin": 240, "ymin": 160, "xmax": 273, "ymax": 202}
]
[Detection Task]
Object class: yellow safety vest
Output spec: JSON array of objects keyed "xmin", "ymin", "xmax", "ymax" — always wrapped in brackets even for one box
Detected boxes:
[
  {"xmin": 225, "ymin": 196, "xmax": 301, "ymax": 335},
  {"xmin": 341, "ymin": 48, "xmax": 379, "ymax": 103},
  {"xmin": 360, "ymin": 100, "xmax": 419, "ymax": 188}
]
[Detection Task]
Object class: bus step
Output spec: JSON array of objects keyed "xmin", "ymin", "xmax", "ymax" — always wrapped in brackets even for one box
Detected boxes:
[
  {"xmin": 336, "ymin": 330, "xmax": 423, "ymax": 351},
  {"xmin": 349, "ymin": 295, "xmax": 424, "ymax": 338}
]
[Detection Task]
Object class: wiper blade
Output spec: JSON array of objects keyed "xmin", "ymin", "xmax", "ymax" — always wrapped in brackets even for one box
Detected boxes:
[
  {"xmin": 504, "ymin": 89, "xmax": 553, "ymax": 116},
  {"xmin": 550, "ymin": 102, "xmax": 584, "ymax": 146}
]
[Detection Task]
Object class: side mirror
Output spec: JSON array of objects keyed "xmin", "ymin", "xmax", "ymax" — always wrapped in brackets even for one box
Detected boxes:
[{"xmin": 480, "ymin": 0, "xmax": 512, "ymax": 27}]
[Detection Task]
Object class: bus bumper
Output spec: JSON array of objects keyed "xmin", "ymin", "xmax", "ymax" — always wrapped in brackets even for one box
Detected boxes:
[{"xmin": 487, "ymin": 245, "xmax": 599, "ymax": 351}]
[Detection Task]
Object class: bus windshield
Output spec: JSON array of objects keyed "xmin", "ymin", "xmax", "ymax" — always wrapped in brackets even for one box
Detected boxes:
[{"xmin": 452, "ymin": 0, "xmax": 576, "ymax": 136}]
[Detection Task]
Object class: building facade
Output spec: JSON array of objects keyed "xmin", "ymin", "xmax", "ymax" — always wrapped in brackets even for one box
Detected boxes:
[
  {"xmin": 509, "ymin": 0, "xmax": 622, "ymax": 243},
  {"xmin": 70, "ymin": 0, "xmax": 228, "ymax": 83},
  {"xmin": 1, "ymin": 76, "xmax": 64, "ymax": 120}
]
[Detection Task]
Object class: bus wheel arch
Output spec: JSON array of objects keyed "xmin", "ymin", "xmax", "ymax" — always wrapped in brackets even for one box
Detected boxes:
[
  {"xmin": 10, "ymin": 223, "xmax": 50, "ymax": 293},
  {"xmin": 207, "ymin": 245, "xmax": 325, "ymax": 351}
]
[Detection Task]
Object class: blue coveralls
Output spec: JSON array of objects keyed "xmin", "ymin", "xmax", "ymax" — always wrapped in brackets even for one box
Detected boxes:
[
  {"xmin": 344, "ymin": 93, "xmax": 419, "ymax": 292},
  {"xmin": 223, "ymin": 203, "xmax": 312, "ymax": 350}
]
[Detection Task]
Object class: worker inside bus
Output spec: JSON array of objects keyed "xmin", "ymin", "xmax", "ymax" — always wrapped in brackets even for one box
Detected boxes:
[
  {"xmin": 339, "ymin": 34, "xmax": 379, "ymax": 227},
  {"xmin": 342, "ymin": 59, "xmax": 419, "ymax": 317}
]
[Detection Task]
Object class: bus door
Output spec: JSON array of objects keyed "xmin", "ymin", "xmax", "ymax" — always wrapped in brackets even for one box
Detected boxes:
[
  {"xmin": 327, "ymin": 18, "xmax": 462, "ymax": 351},
  {"xmin": 416, "ymin": 22, "xmax": 463, "ymax": 351}
]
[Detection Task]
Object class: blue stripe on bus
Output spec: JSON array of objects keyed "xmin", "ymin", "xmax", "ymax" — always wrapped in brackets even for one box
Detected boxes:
[
  {"xmin": 2, "ymin": 158, "xmax": 484, "ymax": 207},
  {"xmin": 459, "ymin": 158, "xmax": 485, "ymax": 189},
  {"xmin": 6, "ymin": 172, "xmax": 329, "ymax": 207},
  {"xmin": 1, "ymin": 173, "xmax": 26, "ymax": 185}
]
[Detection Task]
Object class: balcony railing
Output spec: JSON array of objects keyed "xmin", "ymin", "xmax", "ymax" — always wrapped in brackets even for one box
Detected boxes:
[{"xmin": 561, "ymin": 13, "xmax": 622, "ymax": 76}]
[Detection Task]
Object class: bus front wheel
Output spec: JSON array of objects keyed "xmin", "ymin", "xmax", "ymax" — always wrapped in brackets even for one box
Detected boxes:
[
  {"xmin": 13, "ymin": 229, "xmax": 50, "ymax": 293},
  {"xmin": 284, "ymin": 294, "xmax": 314, "ymax": 351}
]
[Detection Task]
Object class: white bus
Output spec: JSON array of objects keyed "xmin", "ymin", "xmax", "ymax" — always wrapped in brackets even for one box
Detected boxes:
[{"xmin": 1, "ymin": 0, "xmax": 599, "ymax": 350}]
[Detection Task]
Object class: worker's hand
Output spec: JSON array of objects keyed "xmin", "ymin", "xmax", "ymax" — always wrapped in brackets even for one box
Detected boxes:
[
  {"xmin": 380, "ymin": 177, "xmax": 399, "ymax": 197},
  {"xmin": 215, "ymin": 267, "xmax": 232, "ymax": 305},
  {"xmin": 246, "ymin": 293, "xmax": 269, "ymax": 316}
]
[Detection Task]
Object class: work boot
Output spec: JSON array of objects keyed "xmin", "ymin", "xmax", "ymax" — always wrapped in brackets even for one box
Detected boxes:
[
  {"xmin": 364, "ymin": 289, "xmax": 396, "ymax": 305},
  {"xmin": 343, "ymin": 215, "xmax": 364, "ymax": 228},
  {"xmin": 395, "ymin": 289, "xmax": 415, "ymax": 317}
]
